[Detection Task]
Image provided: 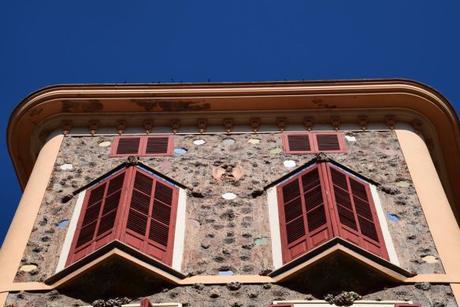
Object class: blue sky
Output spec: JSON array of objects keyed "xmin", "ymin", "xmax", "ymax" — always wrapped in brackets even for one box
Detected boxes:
[{"xmin": 0, "ymin": 1, "xmax": 459, "ymax": 244}]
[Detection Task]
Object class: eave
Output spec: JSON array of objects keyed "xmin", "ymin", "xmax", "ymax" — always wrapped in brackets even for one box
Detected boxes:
[{"xmin": 7, "ymin": 79, "xmax": 460, "ymax": 218}]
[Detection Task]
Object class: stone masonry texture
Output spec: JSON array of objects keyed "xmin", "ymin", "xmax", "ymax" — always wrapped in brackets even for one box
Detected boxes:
[{"xmin": 10, "ymin": 130, "xmax": 452, "ymax": 306}]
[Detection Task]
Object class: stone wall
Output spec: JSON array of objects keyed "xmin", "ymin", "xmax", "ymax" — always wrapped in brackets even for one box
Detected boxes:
[
  {"xmin": 11, "ymin": 130, "xmax": 450, "ymax": 305},
  {"xmin": 5, "ymin": 284, "xmax": 457, "ymax": 307}
]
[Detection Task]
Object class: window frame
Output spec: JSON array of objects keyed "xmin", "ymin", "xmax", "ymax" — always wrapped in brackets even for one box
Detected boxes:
[
  {"xmin": 65, "ymin": 166, "xmax": 180, "ymax": 268},
  {"xmin": 110, "ymin": 135, "xmax": 174, "ymax": 157},
  {"xmin": 282, "ymin": 132, "xmax": 346, "ymax": 154},
  {"xmin": 275, "ymin": 162, "xmax": 389, "ymax": 264}
]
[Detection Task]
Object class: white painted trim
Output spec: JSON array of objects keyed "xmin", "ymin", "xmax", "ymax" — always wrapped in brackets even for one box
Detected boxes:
[
  {"xmin": 371, "ymin": 185, "xmax": 400, "ymax": 266},
  {"xmin": 172, "ymin": 188, "xmax": 187, "ymax": 272},
  {"xmin": 267, "ymin": 187, "xmax": 283, "ymax": 269},
  {"xmin": 81, "ymin": 303, "xmax": 181, "ymax": 307},
  {"xmin": 55, "ymin": 191, "xmax": 86, "ymax": 273},
  {"xmin": 273, "ymin": 300, "xmax": 410, "ymax": 307}
]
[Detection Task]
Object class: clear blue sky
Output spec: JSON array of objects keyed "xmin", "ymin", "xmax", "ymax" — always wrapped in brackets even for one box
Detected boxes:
[{"xmin": 1, "ymin": 1, "xmax": 459, "ymax": 244}]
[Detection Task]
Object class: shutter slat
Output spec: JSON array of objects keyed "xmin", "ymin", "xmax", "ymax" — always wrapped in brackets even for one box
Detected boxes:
[
  {"xmin": 152, "ymin": 200, "xmax": 172, "ymax": 225},
  {"xmin": 97, "ymin": 210, "xmax": 117, "ymax": 235},
  {"xmin": 102, "ymin": 191, "xmax": 122, "ymax": 214},
  {"xmin": 146, "ymin": 137, "xmax": 169, "ymax": 154},
  {"xmin": 149, "ymin": 219, "xmax": 169, "ymax": 246},
  {"xmin": 88, "ymin": 185, "xmax": 105, "ymax": 205},
  {"xmin": 284, "ymin": 198, "xmax": 303, "ymax": 222},
  {"xmin": 287, "ymin": 134, "xmax": 311, "ymax": 152},
  {"xmin": 337, "ymin": 205, "xmax": 358, "ymax": 230},
  {"xmin": 316, "ymin": 134, "xmax": 341, "ymax": 151},
  {"xmin": 282, "ymin": 180, "xmax": 301, "ymax": 203},
  {"xmin": 130, "ymin": 190, "xmax": 151, "ymax": 215},
  {"xmin": 304, "ymin": 185, "xmax": 323, "ymax": 211},
  {"xmin": 126, "ymin": 209, "xmax": 148, "ymax": 236},
  {"xmin": 307, "ymin": 206, "xmax": 326, "ymax": 231},
  {"xmin": 116, "ymin": 137, "xmax": 141, "ymax": 155},
  {"xmin": 154, "ymin": 182, "xmax": 173, "ymax": 204},
  {"xmin": 82, "ymin": 202, "xmax": 102, "ymax": 226},
  {"xmin": 134, "ymin": 172, "xmax": 153, "ymax": 195},
  {"xmin": 302, "ymin": 168, "xmax": 320, "ymax": 191},
  {"xmin": 286, "ymin": 217, "xmax": 306, "ymax": 244},
  {"xmin": 76, "ymin": 222, "xmax": 97, "ymax": 247}
]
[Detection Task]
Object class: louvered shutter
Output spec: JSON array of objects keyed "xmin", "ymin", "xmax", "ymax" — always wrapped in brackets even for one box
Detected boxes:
[
  {"xmin": 115, "ymin": 137, "xmax": 142, "ymax": 155},
  {"xmin": 316, "ymin": 134, "xmax": 341, "ymax": 151},
  {"xmin": 278, "ymin": 166, "xmax": 333, "ymax": 263},
  {"xmin": 328, "ymin": 166, "xmax": 388, "ymax": 259},
  {"xmin": 145, "ymin": 136, "xmax": 171, "ymax": 155},
  {"xmin": 140, "ymin": 298, "xmax": 154, "ymax": 307},
  {"xmin": 286, "ymin": 134, "xmax": 311, "ymax": 152},
  {"xmin": 123, "ymin": 169, "xmax": 177, "ymax": 265},
  {"xmin": 67, "ymin": 171, "xmax": 126, "ymax": 265}
]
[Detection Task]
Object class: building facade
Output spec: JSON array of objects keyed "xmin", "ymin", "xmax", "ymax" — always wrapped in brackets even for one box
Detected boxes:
[{"xmin": 1, "ymin": 80, "xmax": 460, "ymax": 306}]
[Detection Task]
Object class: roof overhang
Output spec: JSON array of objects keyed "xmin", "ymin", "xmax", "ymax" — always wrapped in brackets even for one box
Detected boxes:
[{"xmin": 7, "ymin": 79, "xmax": 460, "ymax": 217}]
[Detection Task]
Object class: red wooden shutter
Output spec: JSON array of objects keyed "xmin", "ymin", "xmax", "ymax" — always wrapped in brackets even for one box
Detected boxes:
[
  {"xmin": 286, "ymin": 134, "xmax": 311, "ymax": 152},
  {"xmin": 140, "ymin": 298, "xmax": 153, "ymax": 307},
  {"xmin": 316, "ymin": 133, "xmax": 341, "ymax": 151},
  {"xmin": 115, "ymin": 137, "xmax": 142, "ymax": 155},
  {"xmin": 123, "ymin": 169, "xmax": 177, "ymax": 265},
  {"xmin": 278, "ymin": 166, "xmax": 333, "ymax": 263},
  {"xmin": 328, "ymin": 165, "xmax": 388, "ymax": 260},
  {"xmin": 145, "ymin": 136, "xmax": 171, "ymax": 155},
  {"xmin": 67, "ymin": 171, "xmax": 126, "ymax": 265}
]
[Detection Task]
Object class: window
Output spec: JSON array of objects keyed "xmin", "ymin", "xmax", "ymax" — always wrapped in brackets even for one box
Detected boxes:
[
  {"xmin": 111, "ymin": 135, "xmax": 173, "ymax": 157},
  {"xmin": 66, "ymin": 166, "xmax": 179, "ymax": 267},
  {"xmin": 282, "ymin": 132, "xmax": 346, "ymax": 154},
  {"xmin": 276, "ymin": 162, "xmax": 388, "ymax": 263}
]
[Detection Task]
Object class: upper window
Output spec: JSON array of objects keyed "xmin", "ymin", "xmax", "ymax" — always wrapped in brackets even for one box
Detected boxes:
[
  {"xmin": 111, "ymin": 135, "xmax": 173, "ymax": 157},
  {"xmin": 276, "ymin": 161, "xmax": 388, "ymax": 263},
  {"xmin": 66, "ymin": 165, "xmax": 179, "ymax": 267},
  {"xmin": 282, "ymin": 132, "xmax": 346, "ymax": 154}
]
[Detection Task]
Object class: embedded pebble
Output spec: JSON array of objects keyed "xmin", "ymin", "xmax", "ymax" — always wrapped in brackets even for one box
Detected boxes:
[
  {"xmin": 222, "ymin": 138, "xmax": 236, "ymax": 145},
  {"xmin": 193, "ymin": 139, "xmax": 206, "ymax": 145},
  {"xmin": 422, "ymin": 255, "xmax": 439, "ymax": 263},
  {"xmin": 222, "ymin": 192, "xmax": 237, "ymax": 200},
  {"xmin": 57, "ymin": 220, "xmax": 70, "ymax": 229},
  {"xmin": 174, "ymin": 147, "xmax": 188, "ymax": 156},
  {"xmin": 283, "ymin": 160, "xmax": 296, "ymax": 168},
  {"xmin": 270, "ymin": 148, "xmax": 282, "ymax": 155},
  {"xmin": 345, "ymin": 135, "xmax": 357, "ymax": 142},
  {"xmin": 247, "ymin": 138, "xmax": 260, "ymax": 144},
  {"xmin": 20, "ymin": 264, "xmax": 38, "ymax": 273},
  {"xmin": 59, "ymin": 164, "xmax": 73, "ymax": 171},
  {"xmin": 98, "ymin": 141, "xmax": 111, "ymax": 147}
]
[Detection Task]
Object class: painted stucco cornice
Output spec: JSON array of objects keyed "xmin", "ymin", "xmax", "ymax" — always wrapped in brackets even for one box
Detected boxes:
[{"xmin": 7, "ymin": 79, "xmax": 460, "ymax": 215}]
